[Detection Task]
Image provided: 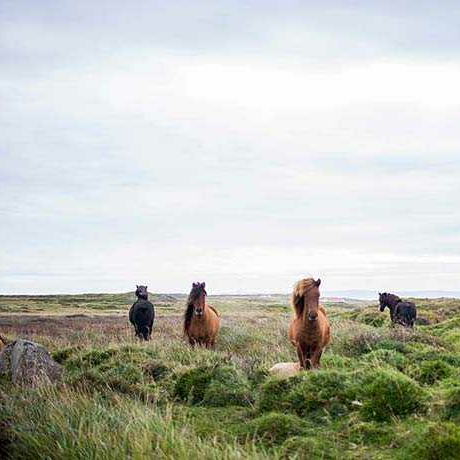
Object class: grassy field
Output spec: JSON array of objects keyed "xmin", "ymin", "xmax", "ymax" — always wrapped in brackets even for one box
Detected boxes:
[{"xmin": 2, "ymin": 293, "xmax": 460, "ymax": 459}]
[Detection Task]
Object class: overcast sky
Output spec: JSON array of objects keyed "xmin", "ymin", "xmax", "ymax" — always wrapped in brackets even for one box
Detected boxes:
[{"xmin": 1, "ymin": 1, "xmax": 460, "ymax": 294}]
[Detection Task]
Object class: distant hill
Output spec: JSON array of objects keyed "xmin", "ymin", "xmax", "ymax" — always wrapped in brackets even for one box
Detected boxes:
[{"xmin": 323, "ymin": 290, "xmax": 460, "ymax": 301}]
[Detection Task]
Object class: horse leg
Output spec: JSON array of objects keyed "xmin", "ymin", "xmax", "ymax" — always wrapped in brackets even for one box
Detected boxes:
[
  {"xmin": 297, "ymin": 344, "xmax": 311, "ymax": 370},
  {"xmin": 311, "ymin": 348, "xmax": 323, "ymax": 369}
]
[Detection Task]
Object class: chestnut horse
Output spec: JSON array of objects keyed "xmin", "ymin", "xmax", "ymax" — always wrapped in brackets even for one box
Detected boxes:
[
  {"xmin": 183, "ymin": 282, "xmax": 220, "ymax": 347},
  {"xmin": 288, "ymin": 278, "xmax": 330, "ymax": 369}
]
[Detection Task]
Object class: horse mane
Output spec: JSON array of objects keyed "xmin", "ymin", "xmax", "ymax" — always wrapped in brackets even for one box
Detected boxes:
[
  {"xmin": 183, "ymin": 283, "xmax": 208, "ymax": 334},
  {"xmin": 292, "ymin": 278, "xmax": 318, "ymax": 318},
  {"xmin": 384, "ymin": 292, "xmax": 402, "ymax": 305},
  {"xmin": 208, "ymin": 306, "xmax": 219, "ymax": 317}
]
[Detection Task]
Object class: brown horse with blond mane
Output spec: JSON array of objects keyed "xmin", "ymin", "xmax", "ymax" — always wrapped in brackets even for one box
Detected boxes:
[
  {"xmin": 183, "ymin": 282, "xmax": 220, "ymax": 348},
  {"xmin": 288, "ymin": 278, "xmax": 330, "ymax": 370}
]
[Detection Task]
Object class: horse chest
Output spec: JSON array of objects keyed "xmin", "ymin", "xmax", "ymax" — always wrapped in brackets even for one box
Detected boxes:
[
  {"xmin": 294, "ymin": 323, "xmax": 322, "ymax": 344},
  {"xmin": 189, "ymin": 319, "xmax": 210, "ymax": 338}
]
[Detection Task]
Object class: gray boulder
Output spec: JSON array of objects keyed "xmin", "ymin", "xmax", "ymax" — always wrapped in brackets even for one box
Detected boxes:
[{"xmin": 0, "ymin": 339, "xmax": 62, "ymax": 387}]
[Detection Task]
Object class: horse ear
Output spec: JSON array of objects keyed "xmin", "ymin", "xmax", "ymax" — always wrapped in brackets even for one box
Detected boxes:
[
  {"xmin": 136, "ymin": 285, "xmax": 139, "ymax": 288},
  {"xmin": 145, "ymin": 286, "xmax": 148, "ymax": 289},
  {"xmin": 315, "ymin": 278, "xmax": 321, "ymax": 287}
]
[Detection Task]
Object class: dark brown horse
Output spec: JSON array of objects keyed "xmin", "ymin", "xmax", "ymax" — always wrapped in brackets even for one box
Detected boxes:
[
  {"xmin": 183, "ymin": 282, "xmax": 220, "ymax": 348},
  {"xmin": 288, "ymin": 278, "xmax": 330, "ymax": 369},
  {"xmin": 129, "ymin": 285, "xmax": 155, "ymax": 340},
  {"xmin": 379, "ymin": 292, "xmax": 416, "ymax": 328}
]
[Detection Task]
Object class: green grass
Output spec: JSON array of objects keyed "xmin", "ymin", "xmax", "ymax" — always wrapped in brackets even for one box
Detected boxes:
[{"xmin": 1, "ymin": 294, "xmax": 460, "ymax": 458}]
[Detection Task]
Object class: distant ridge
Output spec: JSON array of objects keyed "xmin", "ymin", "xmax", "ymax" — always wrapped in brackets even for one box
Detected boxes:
[{"xmin": 323, "ymin": 290, "xmax": 460, "ymax": 301}]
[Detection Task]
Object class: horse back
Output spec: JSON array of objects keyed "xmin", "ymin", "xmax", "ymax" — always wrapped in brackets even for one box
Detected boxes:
[
  {"xmin": 131, "ymin": 300, "xmax": 155, "ymax": 323},
  {"xmin": 395, "ymin": 301, "xmax": 417, "ymax": 326}
]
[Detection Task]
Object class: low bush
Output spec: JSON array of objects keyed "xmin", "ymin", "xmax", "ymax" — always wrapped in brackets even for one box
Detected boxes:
[
  {"xmin": 240, "ymin": 412, "xmax": 306, "ymax": 446},
  {"xmin": 174, "ymin": 365, "xmax": 251, "ymax": 406},
  {"xmin": 348, "ymin": 421, "xmax": 393, "ymax": 446},
  {"xmin": 360, "ymin": 349, "xmax": 407, "ymax": 371},
  {"xmin": 406, "ymin": 422, "xmax": 460, "ymax": 459},
  {"xmin": 286, "ymin": 370, "xmax": 357, "ymax": 418},
  {"xmin": 257, "ymin": 375, "xmax": 302, "ymax": 413},
  {"xmin": 358, "ymin": 368, "xmax": 427, "ymax": 421},
  {"xmin": 410, "ymin": 359, "xmax": 453, "ymax": 385},
  {"xmin": 443, "ymin": 386, "xmax": 460, "ymax": 421},
  {"xmin": 280, "ymin": 435, "xmax": 338, "ymax": 459}
]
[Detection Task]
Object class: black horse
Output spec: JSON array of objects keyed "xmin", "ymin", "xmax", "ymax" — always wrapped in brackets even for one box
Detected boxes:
[
  {"xmin": 129, "ymin": 285, "xmax": 155, "ymax": 340},
  {"xmin": 379, "ymin": 292, "xmax": 416, "ymax": 328}
]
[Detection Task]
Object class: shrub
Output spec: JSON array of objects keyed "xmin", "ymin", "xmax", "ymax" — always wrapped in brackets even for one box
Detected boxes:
[
  {"xmin": 443, "ymin": 386, "xmax": 460, "ymax": 421},
  {"xmin": 142, "ymin": 362, "xmax": 169, "ymax": 381},
  {"xmin": 257, "ymin": 375, "xmax": 302, "ymax": 413},
  {"xmin": 356, "ymin": 311, "xmax": 387, "ymax": 327},
  {"xmin": 411, "ymin": 360, "xmax": 453, "ymax": 385},
  {"xmin": 51, "ymin": 346, "xmax": 80, "ymax": 364},
  {"xmin": 174, "ymin": 366, "xmax": 216, "ymax": 404},
  {"xmin": 358, "ymin": 368, "xmax": 427, "ymax": 421},
  {"xmin": 174, "ymin": 365, "xmax": 251, "ymax": 406},
  {"xmin": 280, "ymin": 436, "xmax": 337, "ymax": 459},
  {"xmin": 240, "ymin": 413, "xmax": 305, "ymax": 446},
  {"xmin": 348, "ymin": 421, "xmax": 393, "ymax": 446},
  {"xmin": 66, "ymin": 348, "xmax": 117, "ymax": 370},
  {"xmin": 321, "ymin": 354, "xmax": 355, "ymax": 369},
  {"xmin": 407, "ymin": 422, "xmax": 460, "ymax": 460},
  {"xmin": 286, "ymin": 370, "xmax": 357, "ymax": 418},
  {"xmin": 340, "ymin": 330, "xmax": 383, "ymax": 357},
  {"xmin": 360, "ymin": 349, "xmax": 407, "ymax": 371}
]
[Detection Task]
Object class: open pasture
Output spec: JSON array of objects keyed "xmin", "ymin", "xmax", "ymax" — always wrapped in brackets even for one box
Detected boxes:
[{"xmin": 2, "ymin": 294, "xmax": 460, "ymax": 459}]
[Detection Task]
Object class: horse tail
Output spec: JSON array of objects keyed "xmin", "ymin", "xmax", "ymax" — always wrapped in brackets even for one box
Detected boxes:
[{"xmin": 183, "ymin": 303, "xmax": 194, "ymax": 335}]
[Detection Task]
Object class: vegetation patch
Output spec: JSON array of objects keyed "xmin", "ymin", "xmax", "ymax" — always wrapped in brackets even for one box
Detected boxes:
[
  {"xmin": 174, "ymin": 365, "xmax": 251, "ymax": 406},
  {"xmin": 410, "ymin": 359, "xmax": 453, "ymax": 385},
  {"xmin": 239, "ymin": 412, "xmax": 306, "ymax": 446},
  {"xmin": 280, "ymin": 435, "xmax": 338, "ymax": 459},
  {"xmin": 406, "ymin": 422, "xmax": 460, "ymax": 460},
  {"xmin": 442, "ymin": 386, "xmax": 460, "ymax": 422},
  {"xmin": 257, "ymin": 375, "xmax": 303, "ymax": 413},
  {"xmin": 360, "ymin": 349, "xmax": 407, "ymax": 371},
  {"xmin": 287, "ymin": 369, "xmax": 357, "ymax": 418},
  {"xmin": 358, "ymin": 368, "xmax": 427, "ymax": 421}
]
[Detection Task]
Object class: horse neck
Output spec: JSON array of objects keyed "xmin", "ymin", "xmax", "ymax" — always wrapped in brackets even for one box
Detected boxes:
[{"xmin": 387, "ymin": 294, "xmax": 401, "ymax": 308}]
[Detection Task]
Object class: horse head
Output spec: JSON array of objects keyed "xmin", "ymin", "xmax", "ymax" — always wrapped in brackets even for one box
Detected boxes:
[
  {"xmin": 293, "ymin": 278, "xmax": 321, "ymax": 322},
  {"xmin": 135, "ymin": 285, "xmax": 148, "ymax": 300},
  {"xmin": 190, "ymin": 282, "xmax": 207, "ymax": 318},
  {"xmin": 378, "ymin": 292, "xmax": 387, "ymax": 312}
]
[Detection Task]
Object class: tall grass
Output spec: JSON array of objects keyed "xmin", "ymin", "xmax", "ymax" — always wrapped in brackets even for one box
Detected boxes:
[{"xmin": 2, "ymin": 297, "xmax": 460, "ymax": 459}]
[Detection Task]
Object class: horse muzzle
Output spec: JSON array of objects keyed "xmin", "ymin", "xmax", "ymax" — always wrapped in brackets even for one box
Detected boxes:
[{"xmin": 307, "ymin": 315, "xmax": 318, "ymax": 322}]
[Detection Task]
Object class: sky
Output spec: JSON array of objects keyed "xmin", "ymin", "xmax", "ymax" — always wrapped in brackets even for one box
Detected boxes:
[{"xmin": 1, "ymin": 1, "xmax": 460, "ymax": 295}]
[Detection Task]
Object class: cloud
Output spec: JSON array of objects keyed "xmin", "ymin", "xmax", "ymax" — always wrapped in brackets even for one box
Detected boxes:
[{"xmin": 1, "ymin": 2, "xmax": 460, "ymax": 293}]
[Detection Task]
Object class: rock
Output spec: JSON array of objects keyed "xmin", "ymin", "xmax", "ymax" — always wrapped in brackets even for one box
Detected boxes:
[
  {"xmin": 0, "ymin": 342, "xmax": 13, "ymax": 378},
  {"xmin": 269, "ymin": 362, "xmax": 301, "ymax": 378},
  {"xmin": 0, "ymin": 339, "xmax": 62, "ymax": 387}
]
